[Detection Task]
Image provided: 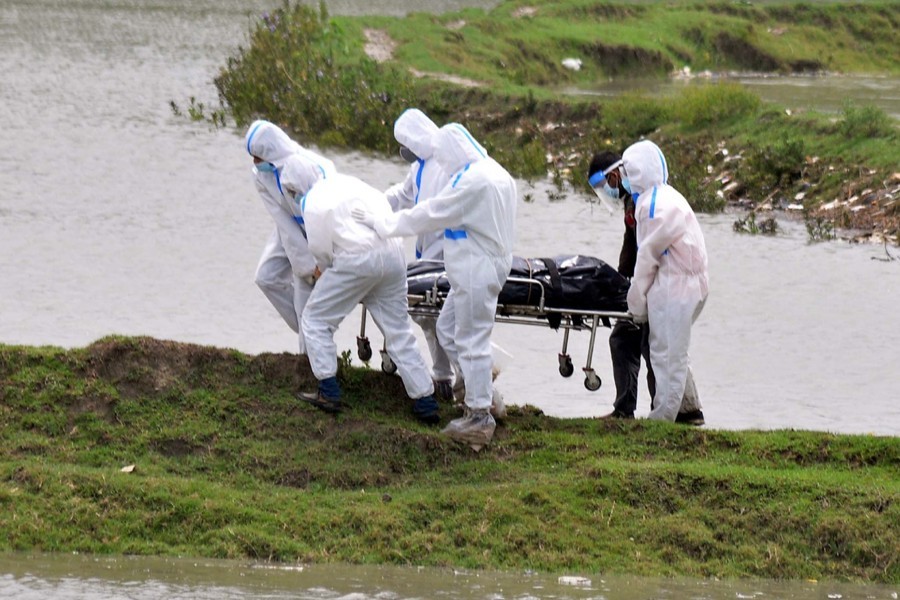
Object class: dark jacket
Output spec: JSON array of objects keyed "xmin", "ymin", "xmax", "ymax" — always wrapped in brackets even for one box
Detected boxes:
[{"xmin": 617, "ymin": 192, "xmax": 637, "ymax": 278}]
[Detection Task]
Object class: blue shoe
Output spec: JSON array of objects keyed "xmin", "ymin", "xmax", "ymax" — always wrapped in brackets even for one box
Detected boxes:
[{"xmin": 413, "ymin": 395, "xmax": 440, "ymax": 425}]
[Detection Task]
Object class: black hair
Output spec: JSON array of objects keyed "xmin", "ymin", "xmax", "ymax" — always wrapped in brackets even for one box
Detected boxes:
[{"xmin": 587, "ymin": 150, "xmax": 622, "ymax": 179}]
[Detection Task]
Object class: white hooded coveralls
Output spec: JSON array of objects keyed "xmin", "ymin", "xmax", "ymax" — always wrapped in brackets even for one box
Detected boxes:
[
  {"xmin": 244, "ymin": 120, "xmax": 335, "ymax": 354},
  {"xmin": 289, "ymin": 167, "xmax": 434, "ymax": 400},
  {"xmin": 373, "ymin": 123, "xmax": 517, "ymax": 411},
  {"xmin": 623, "ymin": 140, "xmax": 709, "ymax": 421},
  {"xmin": 384, "ymin": 109, "xmax": 453, "ymax": 382}
]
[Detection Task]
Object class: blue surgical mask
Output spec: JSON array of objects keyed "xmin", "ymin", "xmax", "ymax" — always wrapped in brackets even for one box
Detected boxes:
[
  {"xmin": 256, "ymin": 162, "xmax": 276, "ymax": 173},
  {"xmin": 621, "ymin": 177, "xmax": 632, "ymax": 195},
  {"xmin": 603, "ymin": 183, "xmax": 619, "ymax": 199}
]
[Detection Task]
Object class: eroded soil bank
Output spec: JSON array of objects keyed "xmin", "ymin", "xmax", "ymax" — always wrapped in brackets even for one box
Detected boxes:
[{"xmin": 1, "ymin": 337, "xmax": 898, "ymax": 581}]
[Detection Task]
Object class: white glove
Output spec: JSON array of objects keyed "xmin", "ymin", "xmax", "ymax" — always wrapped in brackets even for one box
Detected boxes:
[
  {"xmin": 631, "ymin": 311, "xmax": 648, "ymax": 325},
  {"xmin": 351, "ymin": 207, "xmax": 375, "ymax": 229}
]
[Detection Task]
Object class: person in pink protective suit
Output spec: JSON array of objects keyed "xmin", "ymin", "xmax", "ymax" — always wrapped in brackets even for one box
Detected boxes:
[{"xmin": 622, "ymin": 139, "xmax": 709, "ymax": 422}]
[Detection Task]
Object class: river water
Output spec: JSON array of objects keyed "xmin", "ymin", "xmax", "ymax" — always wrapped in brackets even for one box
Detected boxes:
[
  {"xmin": 1, "ymin": 0, "xmax": 899, "ymax": 596},
  {"xmin": 2, "ymin": 553, "xmax": 899, "ymax": 600},
  {"xmin": 2, "ymin": 0, "xmax": 899, "ymax": 435}
]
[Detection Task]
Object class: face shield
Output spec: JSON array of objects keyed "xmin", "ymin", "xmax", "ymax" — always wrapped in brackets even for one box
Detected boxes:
[{"xmin": 587, "ymin": 159, "xmax": 623, "ymax": 214}]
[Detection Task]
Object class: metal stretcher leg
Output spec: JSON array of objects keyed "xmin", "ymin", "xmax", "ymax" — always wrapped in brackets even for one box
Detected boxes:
[
  {"xmin": 558, "ymin": 321, "xmax": 575, "ymax": 377},
  {"xmin": 582, "ymin": 315, "xmax": 602, "ymax": 391},
  {"xmin": 380, "ymin": 339, "xmax": 397, "ymax": 374},
  {"xmin": 357, "ymin": 306, "xmax": 373, "ymax": 362}
]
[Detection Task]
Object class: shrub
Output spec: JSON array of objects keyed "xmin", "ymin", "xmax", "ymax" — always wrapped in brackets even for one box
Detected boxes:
[
  {"xmin": 838, "ymin": 102, "xmax": 896, "ymax": 139},
  {"xmin": 742, "ymin": 137, "xmax": 806, "ymax": 192},
  {"xmin": 672, "ymin": 82, "xmax": 761, "ymax": 129},
  {"xmin": 214, "ymin": 1, "xmax": 415, "ymax": 152},
  {"xmin": 599, "ymin": 93, "xmax": 672, "ymax": 141}
]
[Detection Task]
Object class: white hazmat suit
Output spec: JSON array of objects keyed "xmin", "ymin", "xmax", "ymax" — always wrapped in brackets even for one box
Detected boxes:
[
  {"xmin": 623, "ymin": 140, "xmax": 709, "ymax": 422},
  {"xmin": 284, "ymin": 163, "xmax": 435, "ymax": 404},
  {"xmin": 245, "ymin": 120, "xmax": 335, "ymax": 354},
  {"xmin": 384, "ymin": 109, "xmax": 454, "ymax": 384},
  {"xmin": 368, "ymin": 123, "xmax": 517, "ymax": 415}
]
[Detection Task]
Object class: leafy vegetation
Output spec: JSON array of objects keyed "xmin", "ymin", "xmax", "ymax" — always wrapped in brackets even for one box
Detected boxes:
[
  {"xmin": 1, "ymin": 338, "xmax": 898, "ymax": 581},
  {"xmin": 175, "ymin": 0, "xmax": 900, "ymax": 241},
  {"xmin": 214, "ymin": 1, "xmax": 416, "ymax": 151}
]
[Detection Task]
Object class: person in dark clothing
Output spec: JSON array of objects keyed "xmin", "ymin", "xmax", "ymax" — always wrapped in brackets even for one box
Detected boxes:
[{"xmin": 587, "ymin": 151, "xmax": 705, "ymax": 425}]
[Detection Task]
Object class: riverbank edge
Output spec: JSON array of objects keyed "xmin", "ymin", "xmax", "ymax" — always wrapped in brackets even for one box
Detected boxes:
[
  {"xmin": 1, "ymin": 337, "xmax": 897, "ymax": 582},
  {"xmin": 203, "ymin": 0, "xmax": 899, "ymax": 244}
]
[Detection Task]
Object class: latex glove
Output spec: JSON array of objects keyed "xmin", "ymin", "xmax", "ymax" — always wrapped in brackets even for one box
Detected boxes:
[
  {"xmin": 631, "ymin": 311, "xmax": 648, "ymax": 325},
  {"xmin": 351, "ymin": 207, "xmax": 375, "ymax": 229}
]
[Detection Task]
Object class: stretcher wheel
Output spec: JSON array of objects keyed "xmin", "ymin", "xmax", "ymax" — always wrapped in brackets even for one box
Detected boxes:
[
  {"xmin": 584, "ymin": 372, "xmax": 601, "ymax": 391},
  {"xmin": 357, "ymin": 337, "xmax": 373, "ymax": 362},
  {"xmin": 380, "ymin": 350, "xmax": 397, "ymax": 375},
  {"xmin": 558, "ymin": 355, "xmax": 574, "ymax": 378}
]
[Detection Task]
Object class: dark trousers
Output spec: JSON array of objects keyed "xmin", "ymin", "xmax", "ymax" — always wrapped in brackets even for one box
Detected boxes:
[{"xmin": 608, "ymin": 319, "xmax": 655, "ymax": 415}]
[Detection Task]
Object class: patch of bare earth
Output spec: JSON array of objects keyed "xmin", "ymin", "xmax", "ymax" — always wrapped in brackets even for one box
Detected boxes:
[
  {"xmin": 409, "ymin": 68, "xmax": 483, "ymax": 88},
  {"xmin": 512, "ymin": 6, "xmax": 538, "ymax": 18},
  {"xmin": 363, "ymin": 28, "xmax": 396, "ymax": 63},
  {"xmin": 362, "ymin": 26, "xmax": 483, "ymax": 87}
]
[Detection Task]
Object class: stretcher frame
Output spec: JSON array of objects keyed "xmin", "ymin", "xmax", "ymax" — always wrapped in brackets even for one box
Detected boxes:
[{"xmin": 355, "ymin": 261, "xmax": 633, "ymax": 392}]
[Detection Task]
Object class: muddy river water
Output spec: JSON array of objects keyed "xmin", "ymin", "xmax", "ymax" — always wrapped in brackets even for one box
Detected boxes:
[
  {"xmin": 2, "ymin": 0, "xmax": 898, "ymax": 435},
  {"xmin": 1, "ymin": 0, "xmax": 899, "ymax": 597}
]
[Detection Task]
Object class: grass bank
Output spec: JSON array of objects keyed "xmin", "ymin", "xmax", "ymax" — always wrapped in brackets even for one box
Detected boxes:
[
  {"xmin": 186, "ymin": 0, "xmax": 900, "ymax": 243},
  {"xmin": 1, "ymin": 337, "xmax": 898, "ymax": 582}
]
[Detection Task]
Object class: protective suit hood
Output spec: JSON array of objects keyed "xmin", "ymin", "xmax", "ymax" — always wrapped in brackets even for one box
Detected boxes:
[
  {"xmin": 280, "ymin": 155, "xmax": 329, "ymax": 200},
  {"xmin": 433, "ymin": 123, "xmax": 488, "ymax": 176},
  {"xmin": 622, "ymin": 140, "xmax": 669, "ymax": 195},
  {"xmin": 394, "ymin": 109, "xmax": 439, "ymax": 160},
  {"xmin": 245, "ymin": 120, "xmax": 297, "ymax": 166}
]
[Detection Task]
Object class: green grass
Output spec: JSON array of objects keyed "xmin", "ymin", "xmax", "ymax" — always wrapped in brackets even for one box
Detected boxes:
[
  {"xmin": 193, "ymin": 0, "xmax": 900, "ymax": 239},
  {"xmin": 1, "ymin": 337, "xmax": 898, "ymax": 581}
]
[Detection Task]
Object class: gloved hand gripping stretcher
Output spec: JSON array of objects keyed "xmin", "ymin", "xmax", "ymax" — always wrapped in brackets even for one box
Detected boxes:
[{"xmin": 356, "ymin": 255, "xmax": 634, "ymax": 392}]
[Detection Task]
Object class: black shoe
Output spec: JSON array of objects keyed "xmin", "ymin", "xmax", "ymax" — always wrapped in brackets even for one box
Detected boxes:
[
  {"xmin": 675, "ymin": 410, "xmax": 705, "ymax": 426},
  {"xmin": 433, "ymin": 379, "xmax": 454, "ymax": 404},
  {"xmin": 413, "ymin": 395, "xmax": 440, "ymax": 425},
  {"xmin": 298, "ymin": 391, "xmax": 342, "ymax": 414},
  {"xmin": 600, "ymin": 409, "xmax": 634, "ymax": 420}
]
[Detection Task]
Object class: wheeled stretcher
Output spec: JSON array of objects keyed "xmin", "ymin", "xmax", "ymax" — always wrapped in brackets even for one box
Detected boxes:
[{"xmin": 355, "ymin": 255, "xmax": 633, "ymax": 392}]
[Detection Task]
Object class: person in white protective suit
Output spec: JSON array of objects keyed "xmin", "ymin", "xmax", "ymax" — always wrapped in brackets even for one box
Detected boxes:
[
  {"xmin": 244, "ymin": 120, "xmax": 336, "ymax": 356},
  {"xmin": 280, "ymin": 159, "xmax": 439, "ymax": 423},
  {"xmin": 622, "ymin": 139, "xmax": 709, "ymax": 422},
  {"xmin": 353, "ymin": 123, "xmax": 517, "ymax": 449},
  {"xmin": 383, "ymin": 109, "xmax": 455, "ymax": 403}
]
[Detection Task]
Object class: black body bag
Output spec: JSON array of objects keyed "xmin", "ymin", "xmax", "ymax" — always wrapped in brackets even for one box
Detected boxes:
[{"xmin": 407, "ymin": 255, "xmax": 629, "ymax": 313}]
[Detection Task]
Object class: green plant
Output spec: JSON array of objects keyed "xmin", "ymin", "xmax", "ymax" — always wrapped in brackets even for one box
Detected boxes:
[
  {"xmin": 214, "ymin": 0, "xmax": 416, "ymax": 151},
  {"xmin": 743, "ymin": 137, "xmax": 806, "ymax": 192},
  {"xmin": 672, "ymin": 83, "xmax": 761, "ymax": 129},
  {"xmin": 805, "ymin": 212, "xmax": 836, "ymax": 242},
  {"xmin": 733, "ymin": 211, "xmax": 779, "ymax": 235},
  {"xmin": 838, "ymin": 102, "xmax": 896, "ymax": 139},
  {"xmin": 599, "ymin": 93, "xmax": 671, "ymax": 141}
]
